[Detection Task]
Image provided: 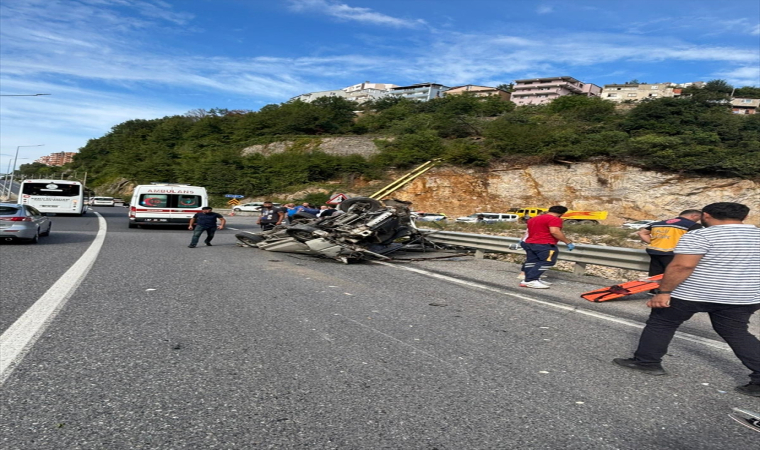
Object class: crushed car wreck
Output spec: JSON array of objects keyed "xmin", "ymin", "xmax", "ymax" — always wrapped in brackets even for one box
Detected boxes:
[{"xmin": 235, "ymin": 197, "xmax": 438, "ymax": 263}]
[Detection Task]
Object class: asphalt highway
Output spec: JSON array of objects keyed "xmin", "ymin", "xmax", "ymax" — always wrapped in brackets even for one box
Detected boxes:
[{"xmin": 1, "ymin": 207, "xmax": 758, "ymax": 449}]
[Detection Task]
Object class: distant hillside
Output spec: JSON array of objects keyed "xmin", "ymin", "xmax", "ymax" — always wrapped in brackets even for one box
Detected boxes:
[{"xmin": 20, "ymin": 87, "xmax": 757, "ymax": 201}]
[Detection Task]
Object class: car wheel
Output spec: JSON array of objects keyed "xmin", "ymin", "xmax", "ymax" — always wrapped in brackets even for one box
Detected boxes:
[
  {"xmin": 128, "ymin": 222, "xmax": 137, "ymax": 228},
  {"xmin": 286, "ymin": 225, "xmax": 319, "ymax": 242},
  {"xmin": 235, "ymin": 233, "xmax": 265, "ymax": 247},
  {"xmin": 40, "ymin": 223, "xmax": 51, "ymax": 237},
  {"xmin": 233, "ymin": 208, "xmax": 241, "ymax": 212},
  {"xmin": 339, "ymin": 197, "xmax": 382, "ymax": 213},
  {"xmin": 27, "ymin": 230, "xmax": 39, "ymax": 244}
]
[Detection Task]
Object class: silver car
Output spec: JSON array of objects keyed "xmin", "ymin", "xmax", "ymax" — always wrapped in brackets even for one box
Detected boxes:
[
  {"xmin": 0, "ymin": 203, "xmax": 52, "ymax": 243},
  {"xmin": 621, "ymin": 220, "xmax": 656, "ymax": 230}
]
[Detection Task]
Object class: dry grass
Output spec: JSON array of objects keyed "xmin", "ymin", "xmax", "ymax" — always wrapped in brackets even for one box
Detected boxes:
[{"xmin": 419, "ymin": 221, "xmax": 642, "ymax": 248}]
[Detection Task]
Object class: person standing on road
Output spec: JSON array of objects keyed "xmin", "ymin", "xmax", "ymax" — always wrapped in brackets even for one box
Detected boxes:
[
  {"xmin": 520, "ymin": 205, "xmax": 575, "ymax": 289},
  {"xmin": 614, "ymin": 202, "xmax": 760, "ymax": 397},
  {"xmin": 257, "ymin": 201, "xmax": 285, "ymax": 231},
  {"xmin": 188, "ymin": 206, "xmax": 226, "ymax": 248},
  {"xmin": 637, "ymin": 209, "xmax": 702, "ymax": 279}
]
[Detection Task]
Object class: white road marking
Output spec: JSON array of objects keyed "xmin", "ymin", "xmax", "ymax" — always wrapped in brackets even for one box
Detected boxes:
[
  {"xmin": 377, "ymin": 261, "xmax": 731, "ymax": 352},
  {"xmin": 0, "ymin": 213, "xmax": 108, "ymax": 384}
]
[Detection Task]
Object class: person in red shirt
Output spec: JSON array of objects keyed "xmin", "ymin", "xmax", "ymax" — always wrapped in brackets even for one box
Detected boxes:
[{"xmin": 521, "ymin": 205, "xmax": 575, "ymax": 289}]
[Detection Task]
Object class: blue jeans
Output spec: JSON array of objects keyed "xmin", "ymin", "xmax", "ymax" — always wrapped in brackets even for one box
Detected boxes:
[
  {"xmin": 190, "ymin": 226, "xmax": 216, "ymax": 246},
  {"xmin": 634, "ymin": 298, "xmax": 760, "ymax": 383},
  {"xmin": 523, "ymin": 243, "xmax": 559, "ymax": 282}
]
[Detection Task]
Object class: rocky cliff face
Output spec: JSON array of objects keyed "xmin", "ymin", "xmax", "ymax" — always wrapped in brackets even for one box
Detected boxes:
[
  {"xmin": 103, "ymin": 138, "xmax": 759, "ymax": 225},
  {"xmin": 389, "ymin": 161, "xmax": 759, "ymax": 225}
]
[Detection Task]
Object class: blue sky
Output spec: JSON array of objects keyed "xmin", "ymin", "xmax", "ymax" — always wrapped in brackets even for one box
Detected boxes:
[{"xmin": 1, "ymin": 0, "xmax": 759, "ymax": 164}]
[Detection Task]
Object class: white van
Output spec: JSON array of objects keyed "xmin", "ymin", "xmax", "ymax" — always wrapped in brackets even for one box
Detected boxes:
[
  {"xmin": 456, "ymin": 213, "xmax": 519, "ymax": 224},
  {"xmin": 90, "ymin": 197, "xmax": 115, "ymax": 207},
  {"xmin": 128, "ymin": 184, "xmax": 208, "ymax": 228}
]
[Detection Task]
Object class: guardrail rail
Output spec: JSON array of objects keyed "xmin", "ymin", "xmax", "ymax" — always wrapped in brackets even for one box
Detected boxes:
[{"xmin": 423, "ymin": 230, "xmax": 649, "ymax": 275}]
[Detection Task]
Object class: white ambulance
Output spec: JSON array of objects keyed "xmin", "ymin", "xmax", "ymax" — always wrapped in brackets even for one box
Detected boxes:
[{"xmin": 128, "ymin": 184, "xmax": 208, "ymax": 228}]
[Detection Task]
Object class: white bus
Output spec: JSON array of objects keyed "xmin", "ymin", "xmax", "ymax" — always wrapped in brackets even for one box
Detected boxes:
[{"xmin": 19, "ymin": 179, "xmax": 87, "ymax": 215}]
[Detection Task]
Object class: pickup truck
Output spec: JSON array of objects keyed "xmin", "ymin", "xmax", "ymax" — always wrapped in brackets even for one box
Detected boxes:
[{"xmin": 509, "ymin": 207, "xmax": 608, "ymax": 224}]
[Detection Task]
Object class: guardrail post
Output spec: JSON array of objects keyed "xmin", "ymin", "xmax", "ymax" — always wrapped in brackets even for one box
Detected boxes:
[
  {"xmin": 475, "ymin": 249, "xmax": 485, "ymax": 259},
  {"xmin": 573, "ymin": 262, "xmax": 587, "ymax": 276}
]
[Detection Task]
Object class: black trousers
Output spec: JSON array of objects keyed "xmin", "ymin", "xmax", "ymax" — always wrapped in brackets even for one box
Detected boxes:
[
  {"xmin": 634, "ymin": 298, "xmax": 760, "ymax": 384},
  {"xmin": 648, "ymin": 253, "xmax": 674, "ymax": 277}
]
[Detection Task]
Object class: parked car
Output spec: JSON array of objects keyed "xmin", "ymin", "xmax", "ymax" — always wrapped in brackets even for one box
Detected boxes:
[
  {"xmin": 456, "ymin": 213, "xmax": 519, "ymax": 224},
  {"xmin": 0, "ymin": 203, "xmax": 52, "ymax": 243},
  {"xmin": 412, "ymin": 212, "xmax": 447, "ymax": 222},
  {"xmin": 621, "ymin": 220, "xmax": 656, "ymax": 230},
  {"xmin": 90, "ymin": 197, "xmax": 115, "ymax": 207},
  {"xmin": 233, "ymin": 202, "xmax": 282, "ymax": 213}
]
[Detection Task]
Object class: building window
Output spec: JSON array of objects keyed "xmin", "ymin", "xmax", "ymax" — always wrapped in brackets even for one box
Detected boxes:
[
  {"xmin": 741, "ymin": 99, "xmax": 753, "ymax": 103},
  {"xmin": 607, "ymin": 93, "xmax": 619, "ymax": 98},
  {"xmin": 627, "ymin": 93, "xmax": 637, "ymax": 97},
  {"xmin": 651, "ymin": 86, "xmax": 659, "ymax": 90}
]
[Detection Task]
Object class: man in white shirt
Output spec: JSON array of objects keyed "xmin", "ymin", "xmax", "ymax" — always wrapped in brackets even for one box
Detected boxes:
[{"xmin": 614, "ymin": 202, "xmax": 760, "ymax": 397}]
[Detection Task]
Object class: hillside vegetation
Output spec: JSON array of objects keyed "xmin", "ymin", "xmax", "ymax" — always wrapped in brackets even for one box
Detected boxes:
[{"xmin": 22, "ymin": 81, "xmax": 760, "ymax": 200}]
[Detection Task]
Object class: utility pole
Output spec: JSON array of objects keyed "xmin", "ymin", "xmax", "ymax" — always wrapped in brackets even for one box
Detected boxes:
[{"xmin": 8, "ymin": 144, "xmax": 44, "ymax": 199}]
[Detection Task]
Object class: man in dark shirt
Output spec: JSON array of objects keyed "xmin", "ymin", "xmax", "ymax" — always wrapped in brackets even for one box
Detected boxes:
[
  {"xmin": 188, "ymin": 207, "xmax": 226, "ymax": 248},
  {"xmin": 257, "ymin": 201, "xmax": 285, "ymax": 231}
]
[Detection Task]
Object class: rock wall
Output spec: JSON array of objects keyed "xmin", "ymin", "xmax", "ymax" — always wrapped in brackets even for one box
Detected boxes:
[
  {"xmin": 389, "ymin": 161, "xmax": 760, "ymax": 225},
  {"xmin": 242, "ymin": 136, "xmax": 382, "ymax": 158}
]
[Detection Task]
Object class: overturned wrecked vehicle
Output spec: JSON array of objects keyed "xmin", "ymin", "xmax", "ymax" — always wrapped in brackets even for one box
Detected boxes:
[{"xmin": 235, "ymin": 197, "xmax": 437, "ymax": 263}]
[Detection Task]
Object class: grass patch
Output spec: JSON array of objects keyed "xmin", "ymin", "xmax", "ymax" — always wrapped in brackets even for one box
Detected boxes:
[{"xmin": 419, "ymin": 220, "xmax": 642, "ymax": 248}]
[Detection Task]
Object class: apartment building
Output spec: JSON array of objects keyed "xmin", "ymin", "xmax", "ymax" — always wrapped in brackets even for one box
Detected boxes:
[
  {"xmin": 444, "ymin": 85, "xmax": 511, "ymax": 101},
  {"xmin": 389, "ymin": 83, "xmax": 450, "ymax": 101},
  {"xmin": 36, "ymin": 152, "xmax": 77, "ymax": 166},
  {"xmin": 511, "ymin": 76, "xmax": 601, "ymax": 105},
  {"xmin": 600, "ymin": 82, "xmax": 683, "ymax": 103},
  {"xmin": 731, "ymin": 98, "xmax": 760, "ymax": 114},
  {"xmin": 344, "ymin": 81, "xmax": 397, "ymax": 93},
  {"xmin": 290, "ymin": 89, "xmax": 349, "ymax": 103},
  {"xmin": 290, "ymin": 81, "xmax": 398, "ymax": 104}
]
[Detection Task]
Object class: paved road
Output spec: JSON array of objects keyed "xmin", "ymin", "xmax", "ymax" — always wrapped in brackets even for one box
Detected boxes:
[{"xmin": 1, "ymin": 208, "xmax": 758, "ymax": 449}]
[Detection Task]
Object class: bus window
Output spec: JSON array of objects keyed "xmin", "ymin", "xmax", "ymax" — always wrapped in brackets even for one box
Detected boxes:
[{"xmin": 22, "ymin": 182, "xmax": 81, "ymax": 196}]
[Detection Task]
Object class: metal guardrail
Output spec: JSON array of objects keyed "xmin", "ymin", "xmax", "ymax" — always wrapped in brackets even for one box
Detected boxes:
[{"xmin": 423, "ymin": 230, "xmax": 649, "ymax": 275}]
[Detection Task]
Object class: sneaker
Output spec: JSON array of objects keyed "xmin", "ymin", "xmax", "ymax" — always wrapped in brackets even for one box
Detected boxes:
[
  {"xmin": 612, "ymin": 358, "xmax": 667, "ymax": 375},
  {"xmin": 205, "ymin": 242, "xmax": 212, "ymax": 246},
  {"xmin": 735, "ymin": 383, "xmax": 760, "ymax": 397},
  {"xmin": 520, "ymin": 279, "xmax": 552, "ymax": 286},
  {"xmin": 188, "ymin": 245, "xmax": 196, "ymax": 248},
  {"xmin": 520, "ymin": 280, "xmax": 550, "ymax": 289}
]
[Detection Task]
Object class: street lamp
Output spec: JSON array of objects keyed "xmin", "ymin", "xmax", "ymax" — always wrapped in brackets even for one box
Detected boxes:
[
  {"xmin": 7, "ymin": 144, "xmax": 44, "ymax": 199},
  {"xmin": 2, "ymin": 158, "xmax": 30, "ymax": 198}
]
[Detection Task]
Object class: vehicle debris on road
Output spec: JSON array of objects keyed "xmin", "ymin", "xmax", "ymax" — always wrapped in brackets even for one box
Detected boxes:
[{"xmin": 235, "ymin": 197, "xmax": 443, "ymax": 263}]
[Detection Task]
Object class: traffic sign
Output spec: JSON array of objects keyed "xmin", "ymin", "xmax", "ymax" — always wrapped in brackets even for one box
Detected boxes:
[
  {"xmin": 224, "ymin": 194, "xmax": 244, "ymax": 198},
  {"xmin": 227, "ymin": 199, "xmax": 240, "ymax": 205},
  {"xmin": 327, "ymin": 193, "xmax": 348, "ymax": 204}
]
